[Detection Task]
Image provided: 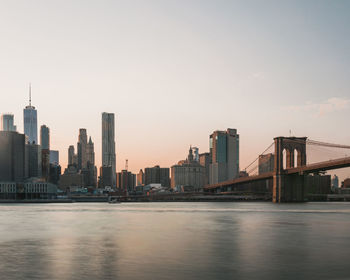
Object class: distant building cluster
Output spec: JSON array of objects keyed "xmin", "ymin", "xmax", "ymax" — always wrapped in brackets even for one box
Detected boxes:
[
  {"xmin": 0, "ymin": 87, "xmax": 60, "ymax": 198},
  {"xmin": 0, "ymin": 86, "xmax": 247, "ymax": 198}
]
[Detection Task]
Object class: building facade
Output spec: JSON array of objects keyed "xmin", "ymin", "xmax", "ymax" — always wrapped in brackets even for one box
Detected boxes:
[
  {"xmin": 137, "ymin": 169, "xmax": 144, "ymax": 186},
  {"xmin": 77, "ymin": 128, "xmax": 88, "ymax": 170},
  {"xmin": 199, "ymin": 152, "xmax": 210, "ymax": 185},
  {"xmin": 258, "ymin": 153, "xmax": 275, "ymax": 174},
  {"xmin": 23, "ymin": 87, "xmax": 38, "ymax": 144},
  {"xmin": 50, "ymin": 150, "xmax": 59, "ymax": 165},
  {"xmin": 102, "ymin": 112, "xmax": 116, "ymax": 187},
  {"xmin": 209, "ymin": 128, "xmax": 239, "ymax": 184},
  {"xmin": 99, "ymin": 166, "xmax": 113, "ymax": 188},
  {"xmin": 59, "ymin": 165, "xmax": 84, "ymax": 190},
  {"xmin": 68, "ymin": 145, "xmax": 76, "ymax": 165},
  {"xmin": 40, "ymin": 125, "xmax": 50, "ymax": 150},
  {"xmin": 1, "ymin": 114, "xmax": 16, "ymax": 132},
  {"xmin": 144, "ymin": 166, "xmax": 170, "ymax": 187},
  {"xmin": 117, "ymin": 170, "xmax": 136, "ymax": 192},
  {"xmin": 0, "ymin": 181, "xmax": 57, "ymax": 200},
  {"xmin": 40, "ymin": 125, "xmax": 50, "ymax": 181},
  {"xmin": 26, "ymin": 143, "xmax": 42, "ymax": 179},
  {"xmin": 171, "ymin": 147, "xmax": 206, "ymax": 192},
  {"xmin": 0, "ymin": 131, "xmax": 26, "ymax": 182}
]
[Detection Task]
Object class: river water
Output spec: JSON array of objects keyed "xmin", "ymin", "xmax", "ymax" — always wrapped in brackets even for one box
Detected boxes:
[{"xmin": 0, "ymin": 202, "xmax": 349, "ymax": 280}]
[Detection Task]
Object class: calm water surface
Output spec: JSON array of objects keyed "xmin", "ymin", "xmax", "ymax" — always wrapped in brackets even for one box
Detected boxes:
[{"xmin": 0, "ymin": 202, "xmax": 350, "ymax": 280}]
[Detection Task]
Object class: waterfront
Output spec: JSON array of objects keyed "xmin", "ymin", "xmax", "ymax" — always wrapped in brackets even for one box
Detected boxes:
[{"xmin": 0, "ymin": 202, "xmax": 350, "ymax": 280}]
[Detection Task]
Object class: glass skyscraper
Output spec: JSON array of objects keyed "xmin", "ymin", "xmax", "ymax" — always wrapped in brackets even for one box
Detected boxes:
[
  {"xmin": 23, "ymin": 86, "xmax": 38, "ymax": 144},
  {"xmin": 209, "ymin": 128, "xmax": 239, "ymax": 184}
]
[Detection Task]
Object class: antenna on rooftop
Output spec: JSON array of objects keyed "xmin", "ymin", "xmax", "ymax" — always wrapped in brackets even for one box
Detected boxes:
[
  {"xmin": 29, "ymin": 83, "xmax": 32, "ymax": 106},
  {"xmin": 125, "ymin": 159, "xmax": 128, "ymax": 171}
]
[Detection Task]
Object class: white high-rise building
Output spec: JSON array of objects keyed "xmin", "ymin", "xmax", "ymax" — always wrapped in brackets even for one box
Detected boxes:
[
  {"xmin": 23, "ymin": 85, "xmax": 38, "ymax": 144},
  {"xmin": 1, "ymin": 114, "xmax": 17, "ymax": 132},
  {"xmin": 102, "ymin": 112, "xmax": 116, "ymax": 187}
]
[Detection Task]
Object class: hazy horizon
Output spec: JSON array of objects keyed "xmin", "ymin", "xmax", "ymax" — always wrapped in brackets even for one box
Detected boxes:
[{"xmin": 1, "ymin": 0, "xmax": 350, "ymax": 179}]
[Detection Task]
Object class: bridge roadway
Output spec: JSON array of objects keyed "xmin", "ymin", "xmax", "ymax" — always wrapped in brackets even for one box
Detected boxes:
[
  {"xmin": 204, "ymin": 156, "xmax": 350, "ymax": 191},
  {"xmin": 285, "ymin": 156, "xmax": 350, "ymax": 174}
]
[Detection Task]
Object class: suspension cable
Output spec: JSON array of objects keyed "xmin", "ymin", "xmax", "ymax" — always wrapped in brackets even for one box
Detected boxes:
[{"xmin": 243, "ymin": 142, "xmax": 274, "ymax": 171}]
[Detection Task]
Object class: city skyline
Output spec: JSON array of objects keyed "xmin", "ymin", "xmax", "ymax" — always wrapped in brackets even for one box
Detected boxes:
[
  {"xmin": 0, "ymin": 0, "xmax": 349, "ymax": 177},
  {"xmin": 1, "ymin": 2, "xmax": 350, "ymax": 279},
  {"xmin": 2, "ymin": 88, "xmax": 350, "ymax": 180}
]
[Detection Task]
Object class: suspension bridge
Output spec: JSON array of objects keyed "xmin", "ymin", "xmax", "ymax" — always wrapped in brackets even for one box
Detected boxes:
[{"xmin": 204, "ymin": 136, "xmax": 350, "ymax": 203}]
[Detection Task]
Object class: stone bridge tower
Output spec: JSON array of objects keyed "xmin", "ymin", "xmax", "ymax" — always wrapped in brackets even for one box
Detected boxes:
[{"xmin": 273, "ymin": 137, "xmax": 307, "ymax": 202}]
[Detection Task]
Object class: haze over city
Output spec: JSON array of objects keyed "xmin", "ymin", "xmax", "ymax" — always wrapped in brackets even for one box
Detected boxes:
[{"xmin": 1, "ymin": 0, "xmax": 350, "ymax": 175}]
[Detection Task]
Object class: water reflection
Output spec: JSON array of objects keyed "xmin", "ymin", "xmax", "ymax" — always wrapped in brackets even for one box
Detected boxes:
[{"xmin": 0, "ymin": 202, "xmax": 349, "ymax": 280}]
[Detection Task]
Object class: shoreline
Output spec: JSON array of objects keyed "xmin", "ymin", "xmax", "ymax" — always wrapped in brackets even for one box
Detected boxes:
[{"xmin": 0, "ymin": 194, "xmax": 350, "ymax": 203}]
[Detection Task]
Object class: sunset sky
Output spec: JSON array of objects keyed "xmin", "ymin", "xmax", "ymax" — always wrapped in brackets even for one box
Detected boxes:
[{"xmin": 1, "ymin": 0, "xmax": 349, "ymax": 178}]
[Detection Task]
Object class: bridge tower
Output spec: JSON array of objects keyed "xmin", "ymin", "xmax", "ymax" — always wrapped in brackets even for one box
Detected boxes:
[{"xmin": 273, "ymin": 137, "xmax": 307, "ymax": 203}]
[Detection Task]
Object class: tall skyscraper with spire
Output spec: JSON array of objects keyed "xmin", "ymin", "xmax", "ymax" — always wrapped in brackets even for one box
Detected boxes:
[
  {"xmin": 102, "ymin": 112, "xmax": 116, "ymax": 187},
  {"xmin": 23, "ymin": 84, "xmax": 38, "ymax": 144}
]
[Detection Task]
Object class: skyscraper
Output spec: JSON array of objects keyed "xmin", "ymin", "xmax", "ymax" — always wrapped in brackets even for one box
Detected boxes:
[
  {"xmin": 1, "ymin": 114, "xmax": 17, "ymax": 131},
  {"xmin": 0, "ymin": 131, "xmax": 26, "ymax": 182},
  {"xmin": 102, "ymin": 112, "xmax": 116, "ymax": 187},
  {"xmin": 26, "ymin": 143, "xmax": 42, "ymax": 179},
  {"xmin": 23, "ymin": 84, "xmax": 38, "ymax": 144},
  {"xmin": 68, "ymin": 145, "xmax": 76, "ymax": 165},
  {"xmin": 49, "ymin": 150, "xmax": 59, "ymax": 165},
  {"xmin": 86, "ymin": 137, "xmax": 95, "ymax": 166},
  {"xmin": 77, "ymin": 128, "xmax": 87, "ymax": 170},
  {"xmin": 40, "ymin": 125, "xmax": 50, "ymax": 150},
  {"xmin": 40, "ymin": 125, "xmax": 50, "ymax": 181},
  {"xmin": 86, "ymin": 136, "xmax": 97, "ymax": 187},
  {"xmin": 199, "ymin": 152, "xmax": 210, "ymax": 185},
  {"xmin": 209, "ymin": 128, "xmax": 239, "ymax": 184}
]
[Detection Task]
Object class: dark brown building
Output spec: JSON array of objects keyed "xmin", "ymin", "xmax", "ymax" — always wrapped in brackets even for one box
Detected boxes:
[{"xmin": 144, "ymin": 166, "xmax": 170, "ymax": 187}]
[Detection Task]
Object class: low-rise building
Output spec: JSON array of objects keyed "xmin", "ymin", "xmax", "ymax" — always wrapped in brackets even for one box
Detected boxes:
[
  {"xmin": 59, "ymin": 165, "xmax": 84, "ymax": 190},
  {"xmin": 0, "ymin": 181, "xmax": 57, "ymax": 200}
]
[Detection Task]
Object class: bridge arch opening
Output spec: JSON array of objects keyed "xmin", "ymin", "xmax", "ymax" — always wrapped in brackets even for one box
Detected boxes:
[
  {"xmin": 283, "ymin": 149, "xmax": 287, "ymax": 170},
  {"xmin": 294, "ymin": 149, "xmax": 298, "ymax": 168}
]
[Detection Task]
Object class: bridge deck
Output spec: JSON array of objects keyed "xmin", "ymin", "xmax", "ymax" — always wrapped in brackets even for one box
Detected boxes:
[
  {"xmin": 204, "ymin": 156, "xmax": 350, "ymax": 191},
  {"xmin": 286, "ymin": 156, "xmax": 350, "ymax": 174},
  {"xmin": 204, "ymin": 172, "xmax": 274, "ymax": 190}
]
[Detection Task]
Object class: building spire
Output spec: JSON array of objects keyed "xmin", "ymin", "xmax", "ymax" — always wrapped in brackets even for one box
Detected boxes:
[{"xmin": 29, "ymin": 83, "xmax": 32, "ymax": 106}]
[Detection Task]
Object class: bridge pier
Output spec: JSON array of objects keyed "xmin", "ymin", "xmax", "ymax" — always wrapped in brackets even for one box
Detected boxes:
[{"xmin": 273, "ymin": 174, "xmax": 306, "ymax": 203}]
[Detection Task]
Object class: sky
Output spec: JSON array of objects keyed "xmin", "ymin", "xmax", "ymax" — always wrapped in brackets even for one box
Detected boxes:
[{"xmin": 1, "ymin": 0, "xmax": 350, "ymax": 180}]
